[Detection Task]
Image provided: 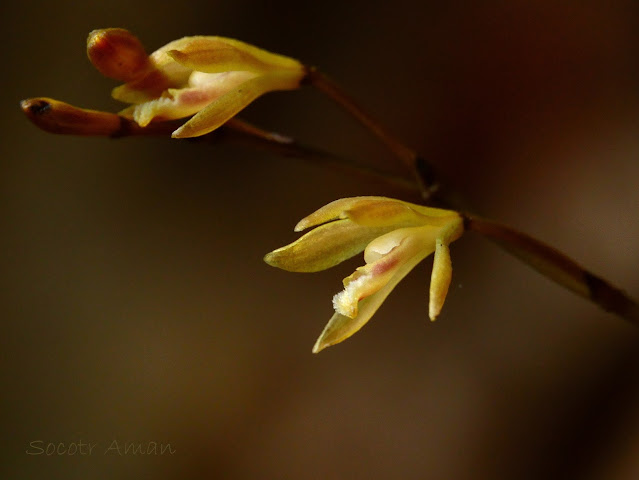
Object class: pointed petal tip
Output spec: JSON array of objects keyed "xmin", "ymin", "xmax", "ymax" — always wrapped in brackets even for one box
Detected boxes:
[
  {"xmin": 165, "ymin": 49, "xmax": 186, "ymax": 65},
  {"xmin": 428, "ymin": 288, "xmax": 447, "ymax": 322},
  {"xmin": 293, "ymin": 220, "xmax": 308, "ymax": 232},
  {"xmin": 263, "ymin": 251, "xmax": 277, "ymax": 267},
  {"xmin": 428, "ymin": 296, "xmax": 443, "ymax": 321},
  {"xmin": 171, "ymin": 126, "xmax": 189, "ymax": 138},
  {"xmin": 312, "ymin": 335, "xmax": 330, "ymax": 354}
]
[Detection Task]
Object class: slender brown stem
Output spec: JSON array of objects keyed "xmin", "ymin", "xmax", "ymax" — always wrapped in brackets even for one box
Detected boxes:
[
  {"xmin": 305, "ymin": 67, "xmax": 437, "ymax": 200},
  {"xmin": 465, "ymin": 214, "xmax": 639, "ymax": 325},
  {"xmin": 20, "ymin": 97, "xmax": 418, "ymax": 196},
  {"xmin": 221, "ymin": 119, "xmax": 419, "ymax": 196}
]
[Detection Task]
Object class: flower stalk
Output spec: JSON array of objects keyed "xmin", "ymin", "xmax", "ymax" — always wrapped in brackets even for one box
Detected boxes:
[{"xmin": 465, "ymin": 215, "xmax": 639, "ymax": 325}]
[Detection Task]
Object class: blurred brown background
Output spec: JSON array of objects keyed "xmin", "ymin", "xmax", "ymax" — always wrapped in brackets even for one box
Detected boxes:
[{"xmin": 2, "ymin": 1, "xmax": 639, "ymax": 479}]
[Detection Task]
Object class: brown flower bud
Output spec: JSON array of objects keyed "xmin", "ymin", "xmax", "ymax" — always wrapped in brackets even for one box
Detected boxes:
[
  {"xmin": 20, "ymin": 97, "xmax": 122, "ymax": 135},
  {"xmin": 87, "ymin": 28, "xmax": 150, "ymax": 82}
]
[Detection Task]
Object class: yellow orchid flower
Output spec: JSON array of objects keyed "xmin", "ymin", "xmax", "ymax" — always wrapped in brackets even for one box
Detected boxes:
[
  {"xmin": 83, "ymin": 28, "xmax": 305, "ymax": 137},
  {"xmin": 264, "ymin": 197, "xmax": 464, "ymax": 353}
]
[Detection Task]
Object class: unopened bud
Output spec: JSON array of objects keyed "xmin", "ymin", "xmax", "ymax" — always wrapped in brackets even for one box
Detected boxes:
[
  {"xmin": 21, "ymin": 97, "xmax": 122, "ymax": 135},
  {"xmin": 87, "ymin": 28, "xmax": 150, "ymax": 82}
]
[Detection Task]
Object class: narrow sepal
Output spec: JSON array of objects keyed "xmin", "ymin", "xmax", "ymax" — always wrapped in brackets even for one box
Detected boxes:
[
  {"xmin": 429, "ymin": 218, "xmax": 464, "ymax": 320},
  {"xmin": 165, "ymin": 36, "xmax": 303, "ymax": 74},
  {"xmin": 264, "ymin": 220, "xmax": 392, "ymax": 273}
]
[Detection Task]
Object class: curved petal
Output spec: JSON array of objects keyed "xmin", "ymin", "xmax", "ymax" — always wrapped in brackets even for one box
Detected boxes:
[
  {"xmin": 348, "ymin": 202, "xmax": 457, "ymax": 228},
  {"xmin": 120, "ymin": 71, "xmax": 257, "ymax": 126},
  {"xmin": 293, "ymin": 197, "xmax": 387, "ymax": 231},
  {"xmin": 166, "ymin": 36, "xmax": 303, "ymax": 74},
  {"xmin": 295, "ymin": 196, "xmax": 459, "ymax": 232},
  {"xmin": 171, "ymin": 71, "xmax": 303, "ymax": 138},
  {"xmin": 429, "ymin": 217, "xmax": 464, "ymax": 320},
  {"xmin": 333, "ymin": 225, "xmax": 440, "ymax": 317},
  {"xmin": 264, "ymin": 220, "xmax": 393, "ymax": 273},
  {"xmin": 111, "ymin": 37, "xmax": 200, "ymax": 104},
  {"xmin": 313, "ymin": 226, "xmax": 439, "ymax": 353}
]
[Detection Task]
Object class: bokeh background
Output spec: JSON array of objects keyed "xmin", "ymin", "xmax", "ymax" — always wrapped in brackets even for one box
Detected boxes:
[{"xmin": 3, "ymin": 1, "xmax": 639, "ymax": 479}]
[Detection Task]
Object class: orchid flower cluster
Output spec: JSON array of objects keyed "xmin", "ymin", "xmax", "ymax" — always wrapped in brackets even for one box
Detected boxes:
[
  {"xmin": 29, "ymin": 28, "xmax": 635, "ymax": 353},
  {"xmin": 20, "ymin": 28, "xmax": 466, "ymax": 352},
  {"xmin": 264, "ymin": 197, "xmax": 464, "ymax": 352},
  {"xmin": 87, "ymin": 28, "xmax": 306, "ymax": 138}
]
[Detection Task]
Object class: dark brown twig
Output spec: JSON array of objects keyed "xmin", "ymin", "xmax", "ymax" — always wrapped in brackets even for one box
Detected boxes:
[{"xmin": 465, "ymin": 215, "xmax": 639, "ymax": 325}]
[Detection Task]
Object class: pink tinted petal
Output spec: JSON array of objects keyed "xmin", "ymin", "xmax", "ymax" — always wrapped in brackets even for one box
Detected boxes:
[
  {"xmin": 171, "ymin": 71, "xmax": 302, "ymax": 138},
  {"xmin": 333, "ymin": 226, "xmax": 439, "ymax": 318},
  {"xmin": 124, "ymin": 71, "xmax": 256, "ymax": 126},
  {"xmin": 110, "ymin": 37, "xmax": 202, "ymax": 104},
  {"xmin": 314, "ymin": 227, "xmax": 438, "ymax": 353},
  {"xmin": 363, "ymin": 225, "xmax": 439, "ymax": 263}
]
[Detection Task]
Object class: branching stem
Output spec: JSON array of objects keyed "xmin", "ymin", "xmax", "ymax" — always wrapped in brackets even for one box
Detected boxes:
[
  {"xmin": 21, "ymin": 84, "xmax": 639, "ymax": 328},
  {"xmin": 304, "ymin": 67, "xmax": 437, "ymax": 200},
  {"xmin": 301, "ymin": 72, "xmax": 639, "ymax": 327}
]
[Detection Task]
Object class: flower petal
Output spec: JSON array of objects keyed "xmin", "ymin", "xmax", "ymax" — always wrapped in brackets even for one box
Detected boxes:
[
  {"xmin": 313, "ymin": 226, "xmax": 439, "ymax": 353},
  {"xmin": 120, "ymin": 71, "xmax": 257, "ymax": 127},
  {"xmin": 313, "ymin": 226, "xmax": 444, "ymax": 353},
  {"xmin": 264, "ymin": 220, "xmax": 393, "ymax": 273},
  {"xmin": 165, "ymin": 36, "xmax": 303, "ymax": 74},
  {"xmin": 295, "ymin": 196, "xmax": 458, "ymax": 232},
  {"xmin": 429, "ymin": 217, "xmax": 464, "ymax": 320},
  {"xmin": 347, "ymin": 201, "xmax": 456, "ymax": 228},
  {"xmin": 293, "ymin": 197, "xmax": 383, "ymax": 232},
  {"xmin": 333, "ymin": 225, "xmax": 440, "ymax": 317},
  {"xmin": 171, "ymin": 71, "xmax": 303, "ymax": 138},
  {"xmin": 111, "ymin": 37, "xmax": 201, "ymax": 104}
]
